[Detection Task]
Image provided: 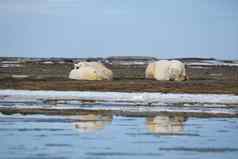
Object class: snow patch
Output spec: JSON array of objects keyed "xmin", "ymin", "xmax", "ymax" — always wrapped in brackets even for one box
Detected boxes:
[{"xmin": 0, "ymin": 90, "xmax": 238, "ymax": 105}]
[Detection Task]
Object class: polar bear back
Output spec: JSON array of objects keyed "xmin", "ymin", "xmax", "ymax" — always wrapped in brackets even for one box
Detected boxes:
[
  {"xmin": 146, "ymin": 60, "xmax": 186, "ymax": 81},
  {"xmin": 69, "ymin": 62, "xmax": 113, "ymax": 80},
  {"xmin": 69, "ymin": 66, "xmax": 97, "ymax": 80},
  {"xmin": 145, "ymin": 62, "xmax": 156, "ymax": 79},
  {"xmin": 154, "ymin": 60, "xmax": 171, "ymax": 80}
]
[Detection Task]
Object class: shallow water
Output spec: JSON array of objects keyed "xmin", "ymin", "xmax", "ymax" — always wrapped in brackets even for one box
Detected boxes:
[
  {"xmin": 1, "ymin": 113, "xmax": 238, "ymax": 159},
  {"xmin": 1, "ymin": 90, "xmax": 238, "ymax": 158}
]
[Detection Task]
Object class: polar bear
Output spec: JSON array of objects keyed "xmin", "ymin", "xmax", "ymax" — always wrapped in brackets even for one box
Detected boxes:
[
  {"xmin": 145, "ymin": 62, "xmax": 156, "ymax": 79},
  {"xmin": 145, "ymin": 60, "xmax": 187, "ymax": 81},
  {"xmin": 69, "ymin": 62, "xmax": 113, "ymax": 80}
]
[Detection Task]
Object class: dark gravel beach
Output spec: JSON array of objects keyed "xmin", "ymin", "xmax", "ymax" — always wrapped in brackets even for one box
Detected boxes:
[{"xmin": 1, "ymin": 78, "xmax": 238, "ymax": 94}]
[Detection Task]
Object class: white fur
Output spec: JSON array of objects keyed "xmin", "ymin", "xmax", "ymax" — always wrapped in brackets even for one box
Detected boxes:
[
  {"xmin": 145, "ymin": 62, "xmax": 156, "ymax": 79},
  {"xmin": 69, "ymin": 62, "xmax": 113, "ymax": 80},
  {"xmin": 146, "ymin": 60, "xmax": 186, "ymax": 81}
]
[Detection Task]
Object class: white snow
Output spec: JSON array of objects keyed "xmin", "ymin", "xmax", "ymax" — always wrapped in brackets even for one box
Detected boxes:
[
  {"xmin": 1, "ymin": 89, "xmax": 238, "ymax": 105},
  {"xmin": 0, "ymin": 64, "xmax": 22, "ymax": 68},
  {"xmin": 186, "ymin": 61, "xmax": 238, "ymax": 66}
]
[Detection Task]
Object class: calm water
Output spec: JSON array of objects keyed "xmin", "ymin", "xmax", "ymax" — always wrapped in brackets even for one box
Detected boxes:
[{"xmin": 1, "ymin": 113, "xmax": 238, "ymax": 159}]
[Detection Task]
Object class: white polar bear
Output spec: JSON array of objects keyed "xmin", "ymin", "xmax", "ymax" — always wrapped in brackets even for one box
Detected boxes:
[
  {"xmin": 145, "ymin": 62, "xmax": 156, "ymax": 79},
  {"xmin": 145, "ymin": 60, "xmax": 187, "ymax": 81},
  {"xmin": 69, "ymin": 62, "xmax": 113, "ymax": 80}
]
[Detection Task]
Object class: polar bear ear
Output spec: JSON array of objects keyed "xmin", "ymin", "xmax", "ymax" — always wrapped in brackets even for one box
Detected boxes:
[{"xmin": 74, "ymin": 64, "xmax": 78, "ymax": 69}]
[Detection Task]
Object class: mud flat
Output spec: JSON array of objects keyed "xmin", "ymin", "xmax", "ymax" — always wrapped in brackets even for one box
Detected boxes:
[
  {"xmin": 1, "ymin": 79, "xmax": 238, "ymax": 94},
  {"xmin": 1, "ymin": 107, "xmax": 238, "ymax": 118}
]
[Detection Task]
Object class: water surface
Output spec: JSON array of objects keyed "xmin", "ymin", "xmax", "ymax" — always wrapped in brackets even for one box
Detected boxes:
[
  {"xmin": 1, "ymin": 90, "xmax": 238, "ymax": 159},
  {"xmin": 1, "ymin": 113, "xmax": 238, "ymax": 159}
]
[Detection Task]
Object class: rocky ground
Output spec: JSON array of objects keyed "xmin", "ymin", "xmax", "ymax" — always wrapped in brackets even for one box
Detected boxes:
[{"xmin": 0, "ymin": 57, "xmax": 238, "ymax": 94}]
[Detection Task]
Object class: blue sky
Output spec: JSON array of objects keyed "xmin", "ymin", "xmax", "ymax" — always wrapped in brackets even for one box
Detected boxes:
[{"xmin": 0, "ymin": 0, "xmax": 238, "ymax": 59}]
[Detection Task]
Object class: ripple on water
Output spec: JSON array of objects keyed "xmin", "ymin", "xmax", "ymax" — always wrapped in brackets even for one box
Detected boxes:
[
  {"xmin": 86, "ymin": 152, "xmax": 162, "ymax": 157},
  {"xmin": 125, "ymin": 132, "xmax": 200, "ymax": 137},
  {"xmin": 159, "ymin": 147, "xmax": 238, "ymax": 153},
  {"xmin": 0, "ymin": 109, "xmax": 238, "ymax": 159},
  {"xmin": 18, "ymin": 128, "xmax": 66, "ymax": 132},
  {"xmin": 45, "ymin": 143, "xmax": 72, "ymax": 147}
]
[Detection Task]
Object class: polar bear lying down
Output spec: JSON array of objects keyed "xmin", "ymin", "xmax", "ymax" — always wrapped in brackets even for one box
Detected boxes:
[
  {"xmin": 145, "ymin": 60, "xmax": 187, "ymax": 81},
  {"xmin": 69, "ymin": 62, "xmax": 113, "ymax": 80}
]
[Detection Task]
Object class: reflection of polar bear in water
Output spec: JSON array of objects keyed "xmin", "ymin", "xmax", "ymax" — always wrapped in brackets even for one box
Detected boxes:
[
  {"xmin": 69, "ymin": 62, "xmax": 113, "ymax": 80},
  {"xmin": 146, "ymin": 115, "xmax": 187, "ymax": 134},
  {"xmin": 145, "ymin": 60, "xmax": 187, "ymax": 81},
  {"xmin": 72, "ymin": 114, "xmax": 113, "ymax": 133}
]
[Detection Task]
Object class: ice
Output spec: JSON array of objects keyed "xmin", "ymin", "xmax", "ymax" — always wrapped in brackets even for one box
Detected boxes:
[
  {"xmin": 1, "ymin": 89, "xmax": 238, "ymax": 105},
  {"xmin": 187, "ymin": 61, "xmax": 238, "ymax": 66}
]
